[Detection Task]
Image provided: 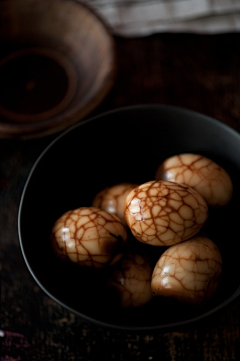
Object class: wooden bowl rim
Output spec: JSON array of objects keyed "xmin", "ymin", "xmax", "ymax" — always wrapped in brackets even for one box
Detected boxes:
[{"xmin": 0, "ymin": 0, "xmax": 117, "ymax": 139}]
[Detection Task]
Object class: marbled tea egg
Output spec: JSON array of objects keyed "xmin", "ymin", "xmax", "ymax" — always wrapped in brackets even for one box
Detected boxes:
[
  {"xmin": 155, "ymin": 153, "xmax": 233, "ymax": 207},
  {"xmin": 92, "ymin": 182, "xmax": 138, "ymax": 225},
  {"xmin": 124, "ymin": 180, "xmax": 208, "ymax": 246},
  {"xmin": 151, "ymin": 236, "xmax": 222, "ymax": 304},
  {"xmin": 51, "ymin": 207, "xmax": 128, "ymax": 268},
  {"xmin": 107, "ymin": 252, "xmax": 154, "ymax": 308}
]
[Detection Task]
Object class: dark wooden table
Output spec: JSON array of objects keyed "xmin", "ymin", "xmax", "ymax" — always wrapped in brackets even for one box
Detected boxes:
[{"xmin": 1, "ymin": 32, "xmax": 240, "ymax": 360}]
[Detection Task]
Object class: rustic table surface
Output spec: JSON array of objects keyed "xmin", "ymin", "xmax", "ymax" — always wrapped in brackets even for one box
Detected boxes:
[{"xmin": 1, "ymin": 32, "xmax": 240, "ymax": 360}]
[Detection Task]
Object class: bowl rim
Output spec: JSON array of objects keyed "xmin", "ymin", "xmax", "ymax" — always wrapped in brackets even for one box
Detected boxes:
[
  {"xmin": 0, "ymin": 0, "xmax": 117, "ymax": 139},
  {"xmin": 18, "ymin": 104, "xmax": 240, "ymax": 331}
]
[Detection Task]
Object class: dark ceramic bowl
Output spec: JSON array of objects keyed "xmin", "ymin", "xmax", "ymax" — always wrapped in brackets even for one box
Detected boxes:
[{"xmin": 18, "ymin": 105, "xmax": 240, "ymax": 331}]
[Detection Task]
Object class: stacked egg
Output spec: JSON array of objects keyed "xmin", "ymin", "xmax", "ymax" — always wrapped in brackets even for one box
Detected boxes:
[{"xmin": 51, "ymin": 154, "xmax": 233, "ymax": 309}]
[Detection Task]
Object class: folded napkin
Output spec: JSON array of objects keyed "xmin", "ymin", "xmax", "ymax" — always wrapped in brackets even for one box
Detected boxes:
[{"xmin": 81, "ymin": 0, "xmax": 240, "ymax": 37}]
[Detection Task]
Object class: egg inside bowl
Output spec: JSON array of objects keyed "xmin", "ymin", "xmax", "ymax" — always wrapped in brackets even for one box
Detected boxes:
[{"xmin": 18, "ymin": 105, "xmax": 240, "ymax": 331}]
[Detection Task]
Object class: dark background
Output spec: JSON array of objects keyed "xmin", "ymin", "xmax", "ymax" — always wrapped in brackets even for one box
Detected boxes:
[{"xmin": 1, "ymin": 33, "xmax": 240, "ymax": 360}]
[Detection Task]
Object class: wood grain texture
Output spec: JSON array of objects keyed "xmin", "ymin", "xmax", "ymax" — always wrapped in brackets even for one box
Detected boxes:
[{"xmin": 1, "ymin": 32, "xmax": 240, "ymax": 360}]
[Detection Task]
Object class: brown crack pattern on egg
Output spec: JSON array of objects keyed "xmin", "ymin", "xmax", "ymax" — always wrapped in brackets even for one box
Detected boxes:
[
  {"xmin": 108, "ymin": 252, "xmax": 154, "ymax": 308},
  {"xmin": 151, "ymin": 236, "xmax": 222, "ymax": 304},
  {"xmin": 124, "ymin": 180, "xmax": 208, "ymax": 246},
  {"xmin": 155, "ymin": 153, "xmax": 233, "ymax": 207},
  {"xmin": 92, "ymin": 182, "xmax": 138, "ymax": 225},
  {"xmin": 51, "ymin": 207, "xmax": 128, "ymax": 268}
]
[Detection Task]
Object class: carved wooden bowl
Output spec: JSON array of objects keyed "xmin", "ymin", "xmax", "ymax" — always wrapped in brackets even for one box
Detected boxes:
[
  {"xmin": 0, "ymin": 0, "xmax": 115, "ymax": 138},
  {"xmin": 18, "ymin": 105, "xmax": 240, "ymax": 331}
]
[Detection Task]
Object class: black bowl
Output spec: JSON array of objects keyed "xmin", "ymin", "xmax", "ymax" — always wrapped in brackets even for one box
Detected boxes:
[{"xmin": 18, "ymin": 105, "xmax": 240, "ymax": 331}]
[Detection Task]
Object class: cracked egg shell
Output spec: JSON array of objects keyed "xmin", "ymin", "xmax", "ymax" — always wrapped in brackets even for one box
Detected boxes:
[
  {"xmin": 51, "ymin": 207, "xmax": 128, "ymax": 268},
  {"xmin": 151, "ymin": 236, "xmax": 222, "ymax": 304},
  {"xmin": 155, "ymin": 153, "xmax": 233, "ymax": 207},
  {"xmin": 92, "ymin": 182, "xmax": 138, "ymax": 225},
  {"xmin": 124, "ymin": 180, "xmax": 208, "ymax": 247},
  {"xmin": 107, "ymin": 252, "xmax": 154, "ymax": 308}
]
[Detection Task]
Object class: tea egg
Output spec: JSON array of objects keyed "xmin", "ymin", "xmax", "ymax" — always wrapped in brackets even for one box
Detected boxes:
[
  {"xmin": 51, "ymin": 207, "xmax": 128, "ymax": 268},
  {"xmin": 151, "ymin": 236, "xmax": 222, "ymax": 304},
  {"xmin": 108, "ymin": 252, "xmax": 154, "ymax": 308},
  {"xmin": 92, "ymin": 182, "xmax": 138, "ymax": 225},
  {"xmin": 155, "ymin": 153, "xmax": 233, "ymax": 207},
  {"xmin": 124, "ymin": 180, "xmax": 208, "ymax": 246}
]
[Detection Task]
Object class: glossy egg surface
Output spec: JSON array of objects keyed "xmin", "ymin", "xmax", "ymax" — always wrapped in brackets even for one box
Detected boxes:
[
  {"xmin": 51, "ymin": 207, "xmax": 128, "ymax": 268},
  {"xmin": 151, "ymin": 236, "xmax": 223, "ymax": 304},
  {"xmin": 124, "ymin": 180, "xmax": 208, "ymax": 246},
  {"xmin": 155, "ymin": 153, "xmax": 233, "ymax": 207}
]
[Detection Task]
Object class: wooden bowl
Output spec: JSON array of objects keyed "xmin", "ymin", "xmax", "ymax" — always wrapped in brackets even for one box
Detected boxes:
[{"xmin": 0, "ymin": 0, "xmax": 116, "ymax": 139}]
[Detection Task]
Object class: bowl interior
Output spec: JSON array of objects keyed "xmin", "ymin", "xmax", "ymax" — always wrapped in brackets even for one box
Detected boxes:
[
  {"xmin": 18, "ymin": 105, "xmax": 240, "ymax": 330},
  {"xmin": 0, "ymin": 0, "xmax": 115, "ymax": 138}
]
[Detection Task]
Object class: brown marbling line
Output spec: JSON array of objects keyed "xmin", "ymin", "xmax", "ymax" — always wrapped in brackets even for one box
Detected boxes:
[
  {"xmin": 155, "ymin": 153, "xmax": 233, "ymax": 207},
  {"xmin": 51, "ymin": 207, "xmax": 128, "ymax": 268},
  {"xmin": 124, "ymin": 180, "xmax": 208, "ymax": 246},
  {"xmin": 108, "ymin": 252, "xmax": 154, "ymax": 308},
  {"xmin": 92, "ymin": 182, "xmax": 139, "ymax": 225},
  {"xmin": 151, "ymin": 236, "xmax": 223, "ymax": 304}
]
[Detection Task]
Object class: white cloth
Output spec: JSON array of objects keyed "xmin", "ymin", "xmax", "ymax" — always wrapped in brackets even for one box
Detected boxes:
[{"xmin": 81, "ymin": 0, "xmax": 240, "ymax": 37}]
